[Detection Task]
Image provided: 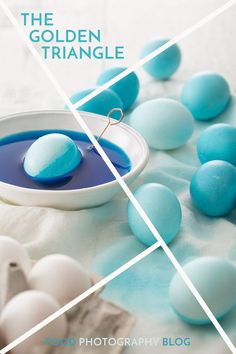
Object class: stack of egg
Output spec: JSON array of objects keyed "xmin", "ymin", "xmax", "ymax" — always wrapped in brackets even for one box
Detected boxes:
[
  {"xmin": 180, "ymin": 72, "xmax": 236, "ymax": 217},
  {"xmin": 0, "ymin": 236, "xmax": 91, "ymax": 354},
  {"xmin": 136, "ymin": 39, "xmax": 236, "ymax": 325}
]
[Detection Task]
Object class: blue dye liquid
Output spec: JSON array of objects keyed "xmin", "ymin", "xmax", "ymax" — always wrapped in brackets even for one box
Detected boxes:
[{"xmin": 0, "ymin": 130, "xmax": 131, "ymax": 190}]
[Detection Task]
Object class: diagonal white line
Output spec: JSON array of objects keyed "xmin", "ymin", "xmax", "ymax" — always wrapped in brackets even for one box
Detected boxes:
[
  {"xmin": 0, "ymin": 1, "xmax": 236, "ymax": 354},
  {"xmin": 73, "ymin": 0, "xmax": 236, "ymax": 109},
  {"xmin": 0, "ymin": 243, "xmax": 161, "ymax": 354}
]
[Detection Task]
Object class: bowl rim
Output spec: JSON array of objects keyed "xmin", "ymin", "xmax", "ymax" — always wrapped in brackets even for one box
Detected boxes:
[{"xmin": 0, "ymin": 109, "xmax": 149, "ymax": 194}]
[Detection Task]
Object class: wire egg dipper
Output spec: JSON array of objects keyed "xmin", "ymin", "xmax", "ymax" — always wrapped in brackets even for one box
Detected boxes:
[{"xmin": 88, "ymin": 108, "xmax": 125, "ymax": 151}]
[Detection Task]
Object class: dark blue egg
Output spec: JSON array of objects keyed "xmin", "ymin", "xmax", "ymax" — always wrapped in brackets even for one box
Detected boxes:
[
  {"xmin": 181, "ymin": 72, "xmax": 230, "ymax": 120},
  {"xmin": 190, "ymin": 160, "xmax": 236, "ymax": 216},
  {"xmin": 197, "ymin": 124, "xmax": 236, "ymax": 166}
]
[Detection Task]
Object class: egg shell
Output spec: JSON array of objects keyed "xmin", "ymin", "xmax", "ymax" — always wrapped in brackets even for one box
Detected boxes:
[
  {"xmin": 24, "ymin": 133, "xmax": 82, "ymax": 182},
  {"xmin": 197, "ymin": 124, "xmax": 236, "ymax": 167},
  {"xmin": 0, "ymin": 290, "xmax": 67, "ymax": 354},
  {"xmin": 96, "ymin": 67, "xmax": 139, "ymax": 110},
  {"xmin": 169, "ymin": 257, "xmax": 236, "ymax": 325},
  {"xmin": 68, "ymin": 87, "xmax": 123, "ymax": 119},
  {"xmin": 127, "ymin": 183, "xmax": 182, "ymax": 246},
  {"xmin": 28, "ymin": 254, "xmax": 91, "ymax": 306},
  {"xmin": 140, "ymin": 38, "xmax": 181, "ymax": 80},
  {"xmin": 190, "ymin": 160, "xmax": 236, "ymax": 216},
  {"xmin": 181, "ymin": 72, "xmax": 230, "ymax": 120},
  {"xmin": 0, "ymin": 236, "xmax": 31, "ymax": 275},
  {"xmin": 130, "ymin": 98, "xmax": 194, "ymax": 150}
]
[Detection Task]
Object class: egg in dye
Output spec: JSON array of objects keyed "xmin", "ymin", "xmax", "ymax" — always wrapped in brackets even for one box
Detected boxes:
[{"xmin": 24, "ymin": 133, "xmax": 82, "ymax": 183}]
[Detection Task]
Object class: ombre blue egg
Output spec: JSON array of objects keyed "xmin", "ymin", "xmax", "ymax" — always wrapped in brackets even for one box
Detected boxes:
[
  {"xmin": 181, "ymin": 72, "xmax": 231, "ymax": 120},
  {"xmin": 140, "ymin": 38, "xmax": 181, "ymax": 80},
  {"xmin": 24, "ymin": 133, "xmax": 82, "ymax": 183},
  {"xmin": 96, "ymin": 67, "xmax": 140, "ymax": 110},
  {"xmin": 169, "ymin": 257, "xmax": 236, "ymax": 325},
  {"xmin": 197, "ymin": 124, "xmax": 236, "ymax": 167},
  {"xmin": 68, "ymin": 87, "xmax": 123, "ymax": 120},
  {"xmin": 130, "ymin": 98, "xmax": 194, "ymax": 150},
  {"xmin": 127, "ymin": 183, "xmax": 182, "ymax": 246},
  {"xmin": 190, "ymin": 160, "xmax": 236, "ymax": 216}
]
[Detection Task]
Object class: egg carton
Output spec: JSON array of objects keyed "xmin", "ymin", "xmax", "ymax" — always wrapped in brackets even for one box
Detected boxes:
[{"xmin": 0, "ymin": 263, "xmax": 135, "ymax": 354}]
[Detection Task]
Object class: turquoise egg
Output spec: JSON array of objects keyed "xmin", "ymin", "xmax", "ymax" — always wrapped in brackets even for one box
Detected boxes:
[
  {"xmin": 140, "ymin": 38, "xmax": 181, "ymax": 80},
  {"xmin": 130, "ymin": 98, "xmax": 194, "ymax": 150},
  {"xmin": 127, "ymin": 183, "xmax": 182, "ymax": 246},
  {"xmin": 197, "ymin": 124, "xmax": 236, "ymax": 167},
  {"xmin": 169, "ymin": 257, "xmax": 236, "ymax": 325},
  {"xmin": 68, "ymin": 87, "xmax": 123, "ymax": 119},
  {"xmin": 181, "ymin": 72, "xmax": 230, "ymax": 120},
  {"xmin": 24, "ymin": 133, "xmax": 82, "ymax": 183},
  {"xmin": 190, "ymin": 160, "xmax": 236, "ymax": 216},
  {"xmin": 96, "ymin": 67, "xmax": 139, "ymax": 110}
]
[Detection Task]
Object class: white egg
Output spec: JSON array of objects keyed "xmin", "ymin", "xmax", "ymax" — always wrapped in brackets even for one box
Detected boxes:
[
  {"xmin": 28, "ymin": 254, "xmax": 91, "ymax": 306},
  {"xmin": 0, "ymin": 236, "xmax": 31, "ymax": 275},
  {"xmin": 0, "ymin": 290, "xmax": 67, "ymax": 354}
]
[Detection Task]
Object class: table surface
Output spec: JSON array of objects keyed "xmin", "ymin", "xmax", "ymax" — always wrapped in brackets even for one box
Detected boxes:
[{"xmin": 0, "ymin": 0, "xmax": 236, "ymax": 118}]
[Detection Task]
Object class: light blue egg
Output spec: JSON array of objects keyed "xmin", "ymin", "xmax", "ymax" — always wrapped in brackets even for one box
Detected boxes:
[
  {"xmin": 127, "ymin": 183, "xmax": 182, "ymax": 246},
  {"xmin": 68, "ymin": 87, "xmax": 123, "ymax": 120},
  {"xmin": 181, "ymin": 72, "xmax": 231, "ymax": 120},
  {"xmin": 140, "ymin": 38, "xmax": 181, "ymax": 80},
  {"xmin": 96, "ymin": 67, "xmax": 139, "ymax": 111},
  {"xmin": 24, "ymin": 133, "xmax": 82, "ymax": 183},
  {"xmin": 169, "ymin": 257, "xmax": 236, "ymax": 325},
  {"xmin": 130, "ymin": 98, "xmax": 194, "ymax": 150},
  {"xmin": 197, "ymin": 124, "xmax": 236, "ymax": 167},
  {"xmin": 190, "ymin": 160, "xmax": 236, "ymax": 216}
]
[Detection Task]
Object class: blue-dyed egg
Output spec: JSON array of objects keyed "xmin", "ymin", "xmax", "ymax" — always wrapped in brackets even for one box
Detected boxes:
[
  {"xmin": 130, "ymin": 98, "xmax": 194, "ymax": 150},
  {"xmin": 169, "ymin": 257, "xmax": 236, "ymax": 325},
  {"xmin": 24, "ymin": 133, "xmax": 82, "ymax": 183},
  {"xmin": 181, "ymin": 72, "xmax": 230, "ymax": 120},
  {"xmin": 127, "ymin": 183, "xmax": 182, "ymax": 246},
  {"xmin": 190, "ymin": 160, "xmax": 236, "ymax": 216},
  {"xmin": 140, "ymin": 38, "xmax": 181, "ymax": 80},
  {"xmin": 68, "ymin": 87, "xmax": 123, "ymax": 119},
  {"xmin": 96, "ymin": 67, "xmax": 139, "ymax": 110},
  {"xmin": 197, "ymin": 124, "xmax": 236, "ymax": 167}
]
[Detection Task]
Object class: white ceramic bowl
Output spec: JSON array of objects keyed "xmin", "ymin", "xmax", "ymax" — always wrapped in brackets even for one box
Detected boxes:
[{"xmin": 0, "ymin": 110, "xmax": 149, "ymax": 210}]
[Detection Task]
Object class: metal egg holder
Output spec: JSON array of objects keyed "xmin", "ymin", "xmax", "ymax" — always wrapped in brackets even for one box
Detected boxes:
[{"xmin": 0, "ymin": 262, "xmax": 135, "ymax": 354}]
